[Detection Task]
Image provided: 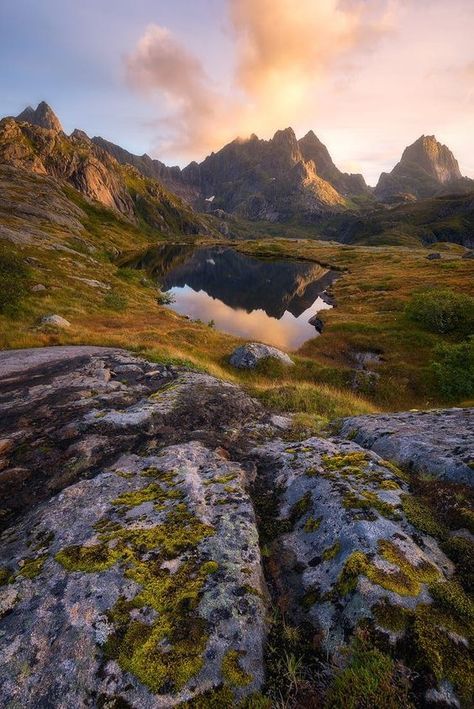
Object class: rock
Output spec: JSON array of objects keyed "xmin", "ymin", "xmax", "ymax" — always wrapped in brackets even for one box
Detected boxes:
[
  {"xmin": 426, "ymin": 252, "xmax": 441, "ymax": 260},
  {"xmin": 229, "ymin": 342, "xmax": 294, "ymax": 369},
  {"xmin": 0, "ymin": 443, "xmax": 267, "ymax": 706},
  {"xmin": 340, "ymin": 408, "xmax": 473, "ymax": 485},
  {"xmin": 462, "ymin": 250, "xmax": 474, "ymax": 259},
  {"xmin": 30, "ymin": 284, "xmax": 46, "ymax": 292},
  {"xmin": 0, "ymin": 346, "xmax": 472, "ymax": 705},
  {"xmin": 254, "ymin": 436, "xmax": 454, "ymax": 660},
  {"xmin": 40, "ymin": 314, "xmax": 71, "ymax": 329},
  {"xmin": 16, "ymin": 101, "xmax": 63, "ymax": 132},
  {"xmin": 308, "ymin": 314, "xmax": 324, "ymax": 332}
]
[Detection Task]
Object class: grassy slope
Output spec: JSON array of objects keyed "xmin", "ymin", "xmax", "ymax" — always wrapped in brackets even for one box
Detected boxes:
[{"xmin": 1, "ymin": 173, "xmax": 473, "ymax": 436}]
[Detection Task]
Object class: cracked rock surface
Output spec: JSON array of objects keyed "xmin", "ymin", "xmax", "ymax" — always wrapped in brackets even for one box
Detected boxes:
[
  {"xmin": 340, "ymin": 408, "xmax": 473, "ymax": 485},
  {"xmin": 0, "ymin": 347, "xmax": 472, "ymax": 707}
]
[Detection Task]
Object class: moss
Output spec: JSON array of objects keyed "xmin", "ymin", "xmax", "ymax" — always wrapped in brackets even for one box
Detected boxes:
[
  {"xmin": 288, "ymin": 491, "xmax": 312, "ymax": 525},
  {"xmin": 380, "ymin": 459, "xmax": 409, "ymax": 481},
  {"xmin": 343, "ymin": 491, "xmax": 400, "ymax": 520},
  {"xmin": 335, "ymin": 541, "xmax": 440, "ymax": 598},
  {"xmin": 441, "ymin": 535, "xmax": 474, "ymax": 591},
  {"xmin": 379, "ymin": 480, "xmax": 400, "ymax": 490},
  {"xmin": 201, "ymin": 561, "xmax": 219, "ymax": 575},
  {"xmin": 180, "ymin": 686, "xmax": 235, "ymax": 708},
  {"xmin": 213, "ymin": 473, "xmax": 238, "ymax": 485},
  {"xmin": 17, "ymin": 554, "xmax": 48, "ymax": 579},
  {"xmin": 0, "ymin": 566, "xmax": 13, "ymax": 585},
  {"xmin": 304, "ymin": 515, "xmax": 322, "ymax": 533},
  {"xmin": 322, "ymin": 541, "xmax": 342, "ymax": 561},
  {"xmin": 54, "ymin": 499, "xmax": 218, "ymax": 695},
  {"xmin": 458, "ymin": 506, "xmax": 474, "ymax": 534},
  {"xmin": 325, "ymin": 645, "xmax": 409, "ymax": 709},
  {"xmin": 368, "ymin": 540, "xmax": 440, "ymax": 596},
  {"xmin": 322, "ymin": 451, "xmax": 368, "ymax": 471},
  {"xmin": 401, "ymin": 495, "xmax": 447, "ymax": 537},
  {"xmin": 335, "ymin": 551, "xmax": 369, "ymax": 596},
  {"xmin": 429, "ymin": 580, "xmax": 474, "ymax": 621},
  {"xmin": 304, "ymin": 466, "xmax": 319, "ymax": 477},
  {"xmin": 373, "ymin": 600, "xmax": 411, "ymax": 633},
  {"xmin": 221, "ymin": 650, "xmax": 253, "ymax": 687},
  {"xmin": 140, "ymin": 467, "xmax": 177, "ymax": 483},
  {"xmin": 55, "ymin": 543, "xmax": 119, "ymax": 572},
  {"xmin": 412, "ymin": 604, "xmax": 474, "ymax": 701},
  {"xmin": 112, "ymin": 482, "xmax": 183, "ymax": 509},
  {"xmin": 301, "ymin": 586, "xmax": 321, "ymax": 610}
]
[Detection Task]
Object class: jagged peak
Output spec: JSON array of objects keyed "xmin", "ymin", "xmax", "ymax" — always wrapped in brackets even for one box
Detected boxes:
[{"xmin": 16, "ymin": 101, "xmax": 63, "ymax": 132}]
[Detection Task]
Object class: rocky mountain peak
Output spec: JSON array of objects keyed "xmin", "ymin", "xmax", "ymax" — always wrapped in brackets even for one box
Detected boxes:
[
  {"xmin": 16, "ymin": 101, "xmax": 63, "ymax": 132},
  {"xmin": 400, "ymin": 134, "xmax": 462, "ymax": 184},
  {"xmin": 271, "ymin": 127, "xmax": 299, "ymax": 154}
]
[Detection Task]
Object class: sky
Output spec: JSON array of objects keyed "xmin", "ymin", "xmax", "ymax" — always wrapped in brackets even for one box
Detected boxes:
[{"xmin": 1, "ymin": 0, "xmax": 473, "ymax": 185}]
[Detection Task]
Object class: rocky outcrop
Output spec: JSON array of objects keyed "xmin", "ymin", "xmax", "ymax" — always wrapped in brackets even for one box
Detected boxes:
[
  {"xmin": 298, "ymin": 130, "xmax": 368, "ymax": 196},
  {"xmin": 375, "ymin": 135, "xmax": 474, "ymax": 203},
  {"xmin": 1, "ymin": 347, "xmax": 472, "ymax": 706},
  {"xmin": 96, "ymin": 126, "xmax": 357, "ymax": 222},
  {"xmin": 16, "ymin": 101, "xmax": 63, "ymax": 132},
  {"xmin": 229, "ymin": 343, "xmax": 294, "ymax": 369},
  {"xmin": 0, "ymin": 109, "xmax": 216, "ymax": 236},
  {"xmin": 340, "ymin": 409, "xmax": 474, "ymax": 485}
]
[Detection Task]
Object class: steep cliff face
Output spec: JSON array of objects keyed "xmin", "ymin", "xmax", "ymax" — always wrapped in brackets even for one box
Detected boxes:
[
  {"xmin": 0, "ymin": 104, "xmax": 216, "ymax": 236},
  {"xmin": 375, "ymin": 135, "xmax": 473, "ymax": 202},
  {"xmin": 298, "ymin": 130, "xmax": 368, "ymax": 196},
  {"xmin": 181, "ymin": 128, "xmax": 349, "ymax": 221},
  {"xmin": 16, "ymin": 101, "xmax": 63, "ymax": 132},
  {"xmin": 95, "ymin": 126, "xmax": 367, "ymax": 222}
]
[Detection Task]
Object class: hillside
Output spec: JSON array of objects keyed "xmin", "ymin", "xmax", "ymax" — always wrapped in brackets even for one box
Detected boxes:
[{"xmin": 0, "ymin": 105, "xmax": 218, "ymax": 238}]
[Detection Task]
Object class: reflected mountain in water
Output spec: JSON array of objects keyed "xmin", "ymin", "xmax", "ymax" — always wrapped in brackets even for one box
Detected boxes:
[
  {"xmin": 126, "ymin": 244, "xmax": 338, "ymax": 349},
  {"xmin": 129, "ymin": 245, "xmax": 336, "ymax": 319}
]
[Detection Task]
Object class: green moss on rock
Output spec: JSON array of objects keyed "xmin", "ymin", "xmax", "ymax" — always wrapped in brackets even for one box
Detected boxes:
[
  {"xmin": 401, "ymin": 495, "xmax": 447, "ymax": 537},
  {"xmin": 55, "ymin": 544, "xmax": 119, "ymax": 572},
  {"xmin": 322, "ymin": 541, "xmax": 342, "ymax": 561},
  {"xmin": 17, "ymin": 554, "xmax": 48, "ymax": 579},
  {"xmin": 304, "ymin": 515, "xmax": 322, "ymax": 533},
  {"xmin": 221, "ymin": 650, "xmax": 253, "ymax": 687},
  {"xmin": 288, "ymin": 491, "xmax": 312, "ymax": 525},
  {"xmin": 112, "ymin": 483, "xmax": 183, "ymax": 509}
]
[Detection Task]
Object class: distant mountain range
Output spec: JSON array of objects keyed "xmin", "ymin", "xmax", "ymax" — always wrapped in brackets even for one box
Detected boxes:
[{"xmin": 1, "ymin": 101, "xmax": 473, "ymax": 246}]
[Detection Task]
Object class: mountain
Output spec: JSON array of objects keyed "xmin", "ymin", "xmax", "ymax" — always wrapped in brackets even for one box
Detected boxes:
[
  {"xmin": 0, "ymin": 102, "xmax": 217, "ymax": 237},
  {"xmin": 298, "ymin": 130, "xmax": 368, "ymax": 196},
  {"xmin": 318, "ymin": 191, "xmax": 474, "ymax": 248},
  {"xmin": 375, "ymin": 135, "xmax": 474, "ymax": 203},
  {"xmin": 16, "ymin": 100, "xmax": 63, "ymax": 132},
  {"xmin": 95, "ymin": 128, "xmax": 371, "ymax": 222}
]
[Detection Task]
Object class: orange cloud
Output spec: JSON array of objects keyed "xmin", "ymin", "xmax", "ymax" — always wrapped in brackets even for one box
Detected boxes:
[{"xmin": 126, "ymin": 0, "xmax": 396, "ymax": 159}]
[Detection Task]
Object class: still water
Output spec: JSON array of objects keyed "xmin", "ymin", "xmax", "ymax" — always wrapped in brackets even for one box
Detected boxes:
[{"xmin": 127, "ymin": 245, "xmax": 337, "ymax": 350}]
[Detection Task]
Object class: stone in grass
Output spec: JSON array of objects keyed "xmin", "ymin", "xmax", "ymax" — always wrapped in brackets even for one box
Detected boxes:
[
  {"xmin": 229, "ymin": 342, "xmax": 294, "ymax": 369},
  {"xmin": 31, "ymin": 284, "xmax": 46, "ymax": 292},
  {"xmin": 40, "ymin": 314, "xmax": 71, "ymax": 329},
  {"xmin": 426, "ymin": 253, "xmax": 441, "ymax": 260}
]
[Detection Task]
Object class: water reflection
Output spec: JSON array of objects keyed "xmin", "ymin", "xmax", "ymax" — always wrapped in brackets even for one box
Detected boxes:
[{"xmin": 126, "ymin": 245, "xmax": 338, "ymax": 350}]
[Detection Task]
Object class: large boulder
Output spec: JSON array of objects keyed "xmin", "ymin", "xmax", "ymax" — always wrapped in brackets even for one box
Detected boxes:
[
  {"xmin": 40, "ymin": 314, "xmax": 71, "ymax": 329},
  {"xmin": 229, "ymin": 342, "xmax": 294, "ymax": 369},
  {"xmin": 340, "ymin": 408, "xmax": 474, "ymax": 485}
]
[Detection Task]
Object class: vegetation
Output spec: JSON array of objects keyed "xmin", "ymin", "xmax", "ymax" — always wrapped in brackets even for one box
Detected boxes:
[
  {"xmin": 0, "ymin": 245, "xmax": 31, "ymax": 313},
  {"xmin": 406, "ymin": 288, "xmax": 474, "ymax": 336}
]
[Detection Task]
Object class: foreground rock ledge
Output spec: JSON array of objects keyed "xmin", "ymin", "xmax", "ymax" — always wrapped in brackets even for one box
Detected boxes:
[{"xmin": 0, "ymin": 347, "xmax": 472, "ymax": 707}]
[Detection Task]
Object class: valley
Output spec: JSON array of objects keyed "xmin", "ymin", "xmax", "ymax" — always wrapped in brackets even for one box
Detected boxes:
[{"xmin": 0, "ymin": 102, "xmax": 473, "ymax": 708}]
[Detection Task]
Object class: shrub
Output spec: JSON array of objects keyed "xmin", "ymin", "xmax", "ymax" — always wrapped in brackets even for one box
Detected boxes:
[
  {"xmin": 431, "ymin": 337, "xmax": 474, "ymax": 399},
  {"xmin": 406, "ymin": 288, "xmax": 474, "ymax": 336},
  {"xmin": 103, "ymin": 290, "xmax": 128, "ymax": 311},
  {"xmin": 0, "ymin": 247, "xmax": 31, "ymax": 314}
]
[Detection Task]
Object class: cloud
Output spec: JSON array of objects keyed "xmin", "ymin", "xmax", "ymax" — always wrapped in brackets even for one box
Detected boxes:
[{"xmin": 126, "ymin": 0, "xmax": 395, "ymax": 159}]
